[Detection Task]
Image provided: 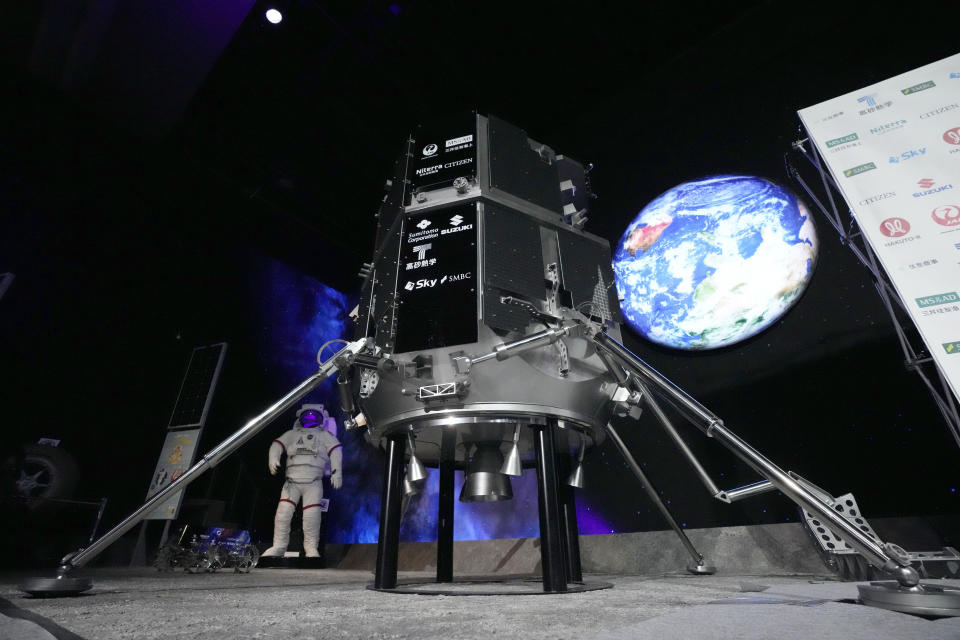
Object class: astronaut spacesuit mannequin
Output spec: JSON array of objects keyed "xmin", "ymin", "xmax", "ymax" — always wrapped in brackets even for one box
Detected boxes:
[{"xmin": 262, "ymin": 405, "xmax": 342, "ymax": 558}]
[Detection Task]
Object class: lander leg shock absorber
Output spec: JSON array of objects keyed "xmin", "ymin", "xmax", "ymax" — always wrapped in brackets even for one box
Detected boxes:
[{"xmin": 593, "ymin": 331, "xmax": 960, "ymax": 616}]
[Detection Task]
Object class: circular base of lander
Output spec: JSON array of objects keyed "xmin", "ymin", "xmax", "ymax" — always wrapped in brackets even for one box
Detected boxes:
[
  {"xmin": 858, "ymin": 581, "xmax": 960, "ymax": 617},
  {"xmin": 19, "ymin": 576, "xmax": 93, "ymax": 597},
  {"xmin": 257, "ymin": 555, "xmax": 325, "ymax": 569},
  {"xmin": 368, "ymin": 577, "xmax": 613, "ymax": 596}
]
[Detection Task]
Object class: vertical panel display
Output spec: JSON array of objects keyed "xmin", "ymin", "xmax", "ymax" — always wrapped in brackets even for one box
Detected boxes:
[{"xmin": 394, "ymin": 203, "xmax": 478, "ymax": 352}]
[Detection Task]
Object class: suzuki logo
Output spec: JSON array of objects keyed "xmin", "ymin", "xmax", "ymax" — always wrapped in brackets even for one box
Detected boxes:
[
  {"xmin": 917, "ymin": 178, "xmax": 935, "ymax": 189},
  {"xmin": 416, "ymin": 219, "xmax": 432, "ymax": 230},
  {"xmin": 879, "ymin": 217, "xmax": 910, "ymax": 238},
  {"xmin": 932, "ymin": 205, "xmax": 960, "ymax": 227},
  {"xmin": 449, "ymin": 215, "xmax": 464, "ymax": 226}
]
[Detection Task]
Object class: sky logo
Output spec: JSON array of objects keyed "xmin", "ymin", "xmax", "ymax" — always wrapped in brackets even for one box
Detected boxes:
[{"xmin": 888, "ymin": 148, "xmax": 926, "ymax": 163}]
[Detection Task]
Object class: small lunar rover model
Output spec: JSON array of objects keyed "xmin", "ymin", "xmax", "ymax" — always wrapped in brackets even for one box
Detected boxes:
[{"xmin": 22, "ymin": 113, "xmax": 959, "ymax": 617}]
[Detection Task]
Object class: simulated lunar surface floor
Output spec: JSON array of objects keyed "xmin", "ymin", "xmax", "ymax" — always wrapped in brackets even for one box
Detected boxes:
[{"xmin": 1, "ymin": 568, "xmax": 959, "ymax": 640}]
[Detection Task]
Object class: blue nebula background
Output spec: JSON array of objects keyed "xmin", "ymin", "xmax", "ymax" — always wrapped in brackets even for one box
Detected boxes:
[{"xmin": 250, "ymin": 252, "xmax": 616, "ymax": 543}]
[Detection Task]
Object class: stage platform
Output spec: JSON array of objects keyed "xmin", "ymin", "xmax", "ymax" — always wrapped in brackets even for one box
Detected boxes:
[
  {"xmin": 2, "ymin": 568, "xmax": 960, "ymax": 639},
  {"xmin": 2, "ymin": 520, "xmax": 958, "ymax": 639}
]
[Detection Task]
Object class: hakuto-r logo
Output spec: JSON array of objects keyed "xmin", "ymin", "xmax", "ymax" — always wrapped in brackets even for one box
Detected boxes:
[{"xmin": 879, "ymin": 217, "xmax": 910, "ymax": 237}]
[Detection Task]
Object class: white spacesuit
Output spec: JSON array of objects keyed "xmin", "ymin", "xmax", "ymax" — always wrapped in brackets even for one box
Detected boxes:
[{"xmin": 262, "ymin": 405, "xmax": 342, "ymax": 558}]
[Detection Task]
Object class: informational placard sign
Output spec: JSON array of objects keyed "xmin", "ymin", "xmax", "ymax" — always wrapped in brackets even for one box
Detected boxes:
[
  {"xmin": 798, "ymin": 53, "xmax": 960, "ymax": 403},
  {"xmin": 143, "ymin": 343, "xmax": 226, "ymax": 520},
  {"xmin": 144, "ymin": 428, "xmax": 201, "ymax": 520},
  {"xmin": 394, "ymin": 202, "xmax": 479, "ymax": 352}
]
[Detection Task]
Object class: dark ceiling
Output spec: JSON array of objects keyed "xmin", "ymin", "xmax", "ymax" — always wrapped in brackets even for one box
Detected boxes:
[{"xmin": 9, "ymin": 1, "xmax": 959, "ymax": 271}]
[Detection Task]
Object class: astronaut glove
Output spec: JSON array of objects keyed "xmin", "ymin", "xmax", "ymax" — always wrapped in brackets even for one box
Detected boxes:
[
  {"xmin": 331, "ymin": 470, "xmax": 342, "ymax": 489},
  {"xmin": 269, "ymin": 460, "xmax": 280, "ymax": 475}
]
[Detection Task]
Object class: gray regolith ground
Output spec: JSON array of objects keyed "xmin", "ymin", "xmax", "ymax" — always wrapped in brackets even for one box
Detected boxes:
[{"xmin": 2, "ymin": 568, "xmax": 959, "ymax": 640}]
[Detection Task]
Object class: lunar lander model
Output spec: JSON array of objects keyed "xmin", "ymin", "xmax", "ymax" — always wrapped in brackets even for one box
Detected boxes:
[{"xmin": 24, "ymin": 114, "xmax": 958, "ymax": 615}]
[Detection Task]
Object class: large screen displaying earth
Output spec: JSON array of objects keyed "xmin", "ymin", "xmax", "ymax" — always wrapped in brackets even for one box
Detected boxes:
[{"xmin": 612, "ymin": 175, "xmax": 818, "ymax": 350}]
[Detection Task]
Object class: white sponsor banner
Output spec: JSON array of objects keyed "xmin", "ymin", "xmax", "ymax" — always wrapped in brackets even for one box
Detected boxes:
[
  {"xmin": 144, "ymin": 428, "xmax": 201, "ymax": 520},
  {"xmin": 798, "ymin": 52, "xmax": 960, "ymax": 403}
]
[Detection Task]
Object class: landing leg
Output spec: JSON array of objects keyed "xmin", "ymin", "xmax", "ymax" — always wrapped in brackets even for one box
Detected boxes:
[
  {"xmin": 436, "ymin": 428, "xmax": 456, "ymax": 583},
  {"xmin": 533, "ymin": 419, "xmax": 567, "ymax": 592},
  {"xmin": 594, "ymin": 332, "xmax": 960, "ymax": 616},
  {"xmin": 604, "ymin": 422, "xmax": 714, "ymax": 575},
  {"xmin": 374, "ymin": 434, "xmax": 405, "ymax": 590}
]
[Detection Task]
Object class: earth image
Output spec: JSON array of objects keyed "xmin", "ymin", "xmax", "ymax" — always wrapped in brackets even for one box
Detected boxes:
[{"xmin": 612, "ymin": 175, "xmax": 818, "ymax": 350}]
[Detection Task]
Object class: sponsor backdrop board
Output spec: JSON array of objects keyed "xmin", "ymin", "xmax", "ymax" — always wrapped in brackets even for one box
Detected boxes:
[{"xmin": 798, "ymin": 52, "xmax": 960, "ymax": 404}]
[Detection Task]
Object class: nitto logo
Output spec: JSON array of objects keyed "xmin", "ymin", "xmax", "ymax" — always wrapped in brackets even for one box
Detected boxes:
[
  {"xmin": 918, "ymin": 178, "xmax": 935, "ymax": 189},
  {"xmin": 422, "ymin": 143, "xmax": 438, "ymax": 156},
  {"xmin": 449, "ymin": 214, "xmax": 464, "ymax": 226},
  {"xmin": 944, "ymin": 127, "xmax": 960, "ymax": 145},
  {"xmin": 416, "ymin": 219, "xmax": 432, "ymax": 230},
  {"xmin": 879, "ymin": 217, "xmax": 910, "ymax": 238},
  {"xmin": 901, "ymin": 81, "xmax": 935, "ymax": 95},
  {"xmin": 888, "ymin": 148, "xmax": 926, "ymax": 163},
  {"xmin": 916, "ymin": 292, "xmax": 959, "ymax": 308},
  {"xmin": 932, "ymin": 205, "xmax": 960, "ymax": 227},
  {"xmin": 870, "ymin": 120, "xmax": 907, "ymax": 135},
  {"xmin": 844, "ymin": 162, "xmax": 876, "ymax": 177}
]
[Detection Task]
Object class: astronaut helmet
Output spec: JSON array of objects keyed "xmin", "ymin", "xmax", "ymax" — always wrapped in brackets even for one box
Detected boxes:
[{"xmin": 296, "ymin": 404, "xmax": 328, "ymax": 429}]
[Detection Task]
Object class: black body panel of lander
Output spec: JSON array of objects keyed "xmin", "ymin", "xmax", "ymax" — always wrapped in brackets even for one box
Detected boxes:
[{"xmin": 354, "ymin": 112, "xmax": 621, "ymax": 469}]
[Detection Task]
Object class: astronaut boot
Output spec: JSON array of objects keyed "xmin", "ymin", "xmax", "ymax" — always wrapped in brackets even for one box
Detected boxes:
[
  {"xmin": 262, "ymin": 500, "xmax": 295, "ymax": 557},
  {"xmin": 302, "ymin": 507, "xmax": 322, "ymax": 558}
]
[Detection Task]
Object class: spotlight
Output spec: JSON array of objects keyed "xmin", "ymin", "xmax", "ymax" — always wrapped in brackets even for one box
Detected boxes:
[
  {"xmin": 460, "ymin": 442, "xmax": 513, "ymax": 502},
  {"xmin": 265, "ymin": 8, "xmax": 283, "ymax": 24}
]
